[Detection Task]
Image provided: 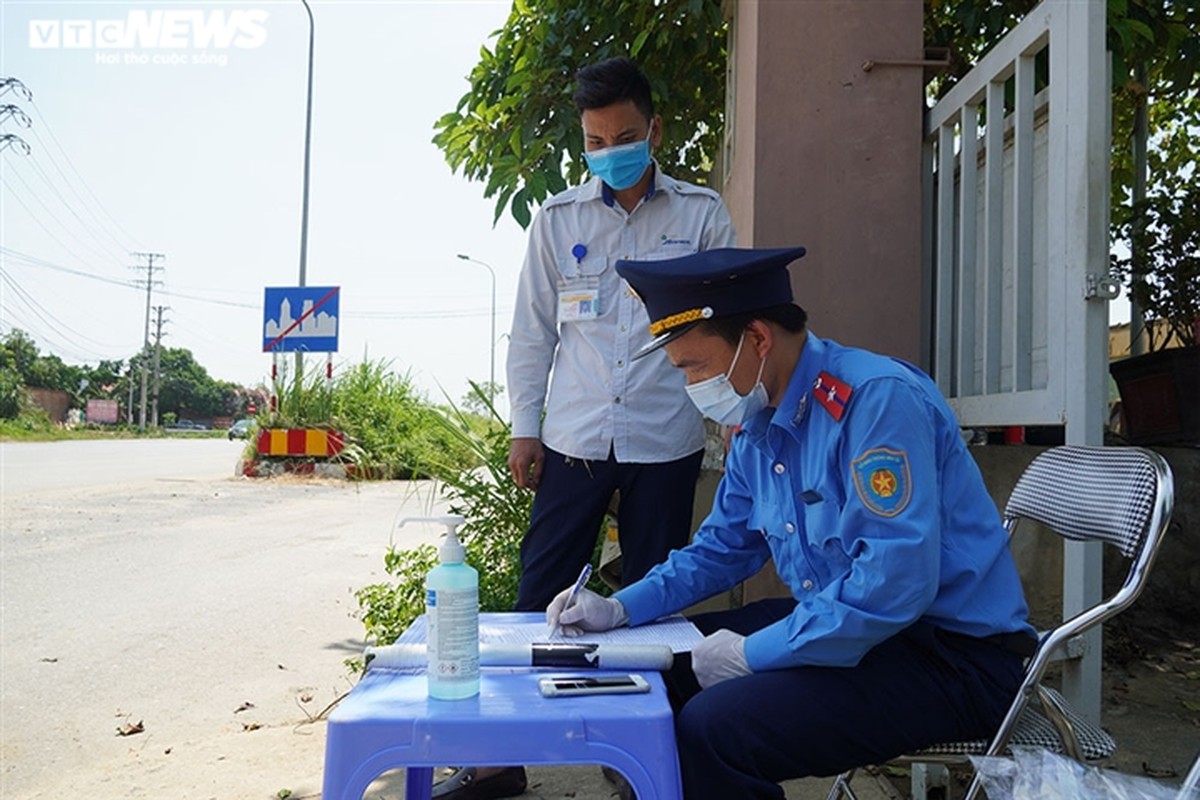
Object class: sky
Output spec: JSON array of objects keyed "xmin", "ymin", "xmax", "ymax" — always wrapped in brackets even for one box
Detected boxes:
[{"xmin": 0, "ymin": 0, "xmax": 531, "ymax": 408}]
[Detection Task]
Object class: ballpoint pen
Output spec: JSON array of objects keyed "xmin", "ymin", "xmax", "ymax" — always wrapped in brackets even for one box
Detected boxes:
[{"xmin": 548, "ymin": 562, "xmax": 592, "ymax": 638}]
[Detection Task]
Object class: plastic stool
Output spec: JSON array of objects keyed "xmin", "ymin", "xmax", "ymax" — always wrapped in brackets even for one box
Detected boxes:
[{"xmin": 323, "ymin": 615, "xmax": 683, "ymax": 800}]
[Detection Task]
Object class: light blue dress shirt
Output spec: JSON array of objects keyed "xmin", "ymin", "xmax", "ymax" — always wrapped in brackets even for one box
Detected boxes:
[
  {"xmin": 615, "ymin": 333, "xmax": 1034, "ymax": 671},
  {"xmin": 507, "ymin": 165, "xmax": 736, "ymax": 462}
]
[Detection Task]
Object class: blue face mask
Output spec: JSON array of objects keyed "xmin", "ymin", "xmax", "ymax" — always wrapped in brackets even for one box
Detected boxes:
[{"xmin": 583, "ymin": 129, "xmax": 653, "ymax": 191}]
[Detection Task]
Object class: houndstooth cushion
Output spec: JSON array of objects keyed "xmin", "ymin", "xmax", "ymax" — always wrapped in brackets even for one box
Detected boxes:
[
  {"xmin": 912, "ymin": 687, "xmax": 1117, "ymax": 761},
  {"xmin": 1004, "ymin": 446, "xmax": 1159, "ymax": 558}
]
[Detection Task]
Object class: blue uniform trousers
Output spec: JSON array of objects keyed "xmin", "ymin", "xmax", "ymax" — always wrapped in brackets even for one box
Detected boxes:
[
  {"xmin": 668, "ymin": 600, "xmax": 1026, "ymax": 800},
  {"xmin": 514, "ymin": 447, "xmax": 704, "ymax": 611}
]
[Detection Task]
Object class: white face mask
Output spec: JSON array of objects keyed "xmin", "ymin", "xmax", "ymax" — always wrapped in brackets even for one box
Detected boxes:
[{"xmin": 684, "ymin": 332, "xmax": 768, "ymax": 426}]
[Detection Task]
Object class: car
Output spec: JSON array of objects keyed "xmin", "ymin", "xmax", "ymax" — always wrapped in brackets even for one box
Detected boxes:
[{"xmin": 228, "ymin": 419, "xmax": 256, "ymax": 440}]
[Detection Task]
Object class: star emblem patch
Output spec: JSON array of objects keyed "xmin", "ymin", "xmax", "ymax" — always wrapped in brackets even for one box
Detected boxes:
[{"xmin": 851, "ymin": 448, "xmax": 912, "ymax": 517}]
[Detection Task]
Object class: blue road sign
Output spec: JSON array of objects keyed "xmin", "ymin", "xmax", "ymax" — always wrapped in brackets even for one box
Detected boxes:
[{"xmin": 263, "ymin": 286, "xmax": 340, "ymax": 353}]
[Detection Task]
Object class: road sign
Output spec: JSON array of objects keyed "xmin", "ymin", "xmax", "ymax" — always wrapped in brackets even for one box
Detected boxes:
[{"xmin": 263, "ymin": 286, "xmax": 340, "ymax": 353}]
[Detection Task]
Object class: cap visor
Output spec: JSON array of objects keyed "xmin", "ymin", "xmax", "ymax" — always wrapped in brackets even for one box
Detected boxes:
[{"xmin": 632, "ymin": 321, "xmax": 699, "ymax": 361}]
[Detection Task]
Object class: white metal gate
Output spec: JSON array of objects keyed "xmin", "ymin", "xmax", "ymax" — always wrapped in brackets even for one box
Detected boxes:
[{"xmin": 923, "ymin": 0, "xmax": 1111, "ymax": 720}]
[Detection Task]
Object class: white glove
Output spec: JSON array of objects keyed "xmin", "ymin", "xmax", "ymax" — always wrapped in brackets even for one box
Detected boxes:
[
  {"xmin": 546, "ymin": 587, "xmax": 629, "ymax": 635},
  {"xmin": 692, "ymin": 629, "xmax": 751, "ymax": 689}
]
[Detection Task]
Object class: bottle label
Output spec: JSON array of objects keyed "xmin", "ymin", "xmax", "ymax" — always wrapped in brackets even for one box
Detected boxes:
[{"xmin": 426, "ymin": 586, "xmax": 479, "ymax": 681}]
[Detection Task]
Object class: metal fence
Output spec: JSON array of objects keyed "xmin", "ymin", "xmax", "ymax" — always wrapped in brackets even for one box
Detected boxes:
[{"xmin": 923, "ymin": 0, "xmax": 1111, "ymax": 720}]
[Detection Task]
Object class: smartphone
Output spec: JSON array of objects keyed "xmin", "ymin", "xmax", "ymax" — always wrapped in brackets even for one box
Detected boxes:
[{"xmin": 538, "ymin": 674, "xmax": 651, "ymax": 698}]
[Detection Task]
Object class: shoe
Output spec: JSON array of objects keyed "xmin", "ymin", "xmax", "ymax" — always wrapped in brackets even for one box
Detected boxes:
[
  {"xmin": 600, "ymin": 765, "xmax": 636, "ymax": 800},
  {"xmin": 430, "ymin": 766, "xmax": 528, "ymax": 799}
]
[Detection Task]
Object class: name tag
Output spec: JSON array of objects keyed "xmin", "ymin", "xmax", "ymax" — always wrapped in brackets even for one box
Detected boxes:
[{"xmin": 558, "ymin": 284, "xmax": 600, "ymax": 322}]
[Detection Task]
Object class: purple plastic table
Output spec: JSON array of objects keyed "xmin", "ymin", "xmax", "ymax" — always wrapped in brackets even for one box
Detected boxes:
[{"xmin": 322, "ymin": 613, "xmax": 683, "ymax": 800}]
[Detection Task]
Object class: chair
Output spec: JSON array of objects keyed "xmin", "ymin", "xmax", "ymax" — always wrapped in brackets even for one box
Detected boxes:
[
  {"xmin": 828, "ymin": 445, "xmax": 1175, "ymax": 800},
  {"xmin": 1178, "ymin": 749, "xmax": 1200, "ymax": 799}
]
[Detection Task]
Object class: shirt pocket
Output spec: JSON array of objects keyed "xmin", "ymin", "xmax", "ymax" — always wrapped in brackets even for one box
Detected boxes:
[
  {"xmin": 556, "ymin": 255, "xmax": 606, "ymax": 324},
  {"xmin": 803, "ymin": 500, "xmax": 852, "ymax": 583},
  {"xmin": 748, "ymin": 500, "xmax": 804, "ymax": 588}
]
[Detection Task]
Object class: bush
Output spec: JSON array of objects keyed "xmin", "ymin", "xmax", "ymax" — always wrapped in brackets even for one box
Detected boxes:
[
  {"xmin": 0, "ymin": 405, "xmax": 56, "ymax": 439},
  {"xmin": 259, "ymin": 359, "xmax": 477, "ymax": 479},
  {"xmin": 0, "ymin": 367, "xmax": 24, "ymax": 419},
  {"xmin": 353, "ymin": 383, "xmax": 533, "ymax": 651}
]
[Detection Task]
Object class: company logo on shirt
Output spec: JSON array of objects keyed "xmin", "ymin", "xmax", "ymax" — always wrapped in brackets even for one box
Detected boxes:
[
  {"xmin": 851, "ymin": 448, "xmax": 911, "ymax": 517},
  {"xmin": 659, "ymin": 234, "xmax": 692, "ymax": 247}
]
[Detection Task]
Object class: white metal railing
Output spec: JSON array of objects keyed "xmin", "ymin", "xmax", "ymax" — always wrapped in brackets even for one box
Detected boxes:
[{"xmin": 923, "ymin": 0, "xmax": 1111, "ymax": 722}]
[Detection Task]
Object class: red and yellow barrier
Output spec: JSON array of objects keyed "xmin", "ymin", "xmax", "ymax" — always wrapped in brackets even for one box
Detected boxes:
[{"xmin": 256, "ymin": 428, "xmax": 345, "ymax": 457}]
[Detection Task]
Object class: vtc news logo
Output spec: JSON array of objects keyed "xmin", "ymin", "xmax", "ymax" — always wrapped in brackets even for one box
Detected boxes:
[{"xmin": 29, "ymin": 9, "xmax": 269, "ymax": 50}]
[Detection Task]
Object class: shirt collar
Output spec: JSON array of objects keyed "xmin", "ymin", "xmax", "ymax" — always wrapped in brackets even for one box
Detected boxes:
[{"xmin": 740, "ymin": 332, "xmax": 827, "ymax": 453}]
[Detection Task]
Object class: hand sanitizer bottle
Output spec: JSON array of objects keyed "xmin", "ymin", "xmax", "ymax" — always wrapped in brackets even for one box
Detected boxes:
[{"xmin": 401, "ymin": 515, "xmax": 479, "ymax": 699}]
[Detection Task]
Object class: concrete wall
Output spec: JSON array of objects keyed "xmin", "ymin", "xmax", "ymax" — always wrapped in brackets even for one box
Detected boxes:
[
  {"xmin": 26, "ymin": 387, "xmax": 70, "ymax": 423},
  {"xmin": 724, "ymin": 0, "xmax": 926, "ymax": 364}
]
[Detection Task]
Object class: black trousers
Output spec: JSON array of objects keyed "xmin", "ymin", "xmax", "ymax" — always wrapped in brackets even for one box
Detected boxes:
[
  {"xmin": 513, "ymin": 446, "xmax": 704, "ymax": 612},
  {"xmin": 667, "ymin": 600, "xmax": 1026, "ymax": 800}
]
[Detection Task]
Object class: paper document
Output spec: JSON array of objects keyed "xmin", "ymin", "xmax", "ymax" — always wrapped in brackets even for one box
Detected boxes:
[{"xmin": 400, "ymin": 612, "xmax": 703, "ymax": 653}]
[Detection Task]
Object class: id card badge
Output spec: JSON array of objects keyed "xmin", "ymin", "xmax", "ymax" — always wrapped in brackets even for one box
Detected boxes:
[{"xmin": 558, "ymin": 280, "xmax": 600, "ymax": 323}]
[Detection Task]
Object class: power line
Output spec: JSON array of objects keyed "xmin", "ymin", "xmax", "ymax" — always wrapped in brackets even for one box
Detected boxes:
[
  {"xmin": 0, "ymin": 177, "xmax": 128, "ymax": 271},
  {"xmin": 1, "ymin": 166, "xmax": 127, "ymax": 268},
  {"xmin": 20, "ymin": 141, "xmax": 133, "ymax": 263},
  {"xmin": 2, "ymin": 78, "xmax": 143, "ymax": 264},
  {"xmin": 0, "ymin": 246, "xmax": 137, "ymax": 289},
  {"xmin": 4, "ymin": 247, "xmax": 507, "ymax": 319},
  {"xmin": 0, "ymin": 269, "xmax": 125, "ymax": 360},
  {"xmin": 27, "ymin": 98, "xmax": 144, "ymax": 251}
]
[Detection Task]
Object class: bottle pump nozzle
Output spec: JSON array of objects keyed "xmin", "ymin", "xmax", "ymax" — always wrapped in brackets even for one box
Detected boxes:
[{"xmin": 399, "ymin": 515, "xmax": 466, "ymax": 563}]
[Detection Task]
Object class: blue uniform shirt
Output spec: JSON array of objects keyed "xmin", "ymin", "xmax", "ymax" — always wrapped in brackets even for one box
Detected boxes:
[{"xmin": 615, "ymin": 333, "xmax": 1033, "ymax": 672}]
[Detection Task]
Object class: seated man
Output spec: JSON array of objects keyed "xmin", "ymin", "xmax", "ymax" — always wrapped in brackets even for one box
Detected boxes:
[{"xmin": 547, "ymin": 247, "xmax": 1035, "ymax": 800}]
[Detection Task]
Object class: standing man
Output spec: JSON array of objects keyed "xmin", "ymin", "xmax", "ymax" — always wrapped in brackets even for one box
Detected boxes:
[
  {"xmin": 548, "ymin": 248, "xmax": 1035, "ymax": 800},
  {"xmin": 433, "ymin": 56, "xmax": 734, "ymax": 800},
  {"xmin": 507, "ymin": 56, "xmax": 736, "ymax": 611}
]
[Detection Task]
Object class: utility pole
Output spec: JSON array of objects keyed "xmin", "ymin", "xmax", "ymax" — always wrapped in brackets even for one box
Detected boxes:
[
  {"xmin": 131, "ymin": 252, "xmax": 165, "ymax": 432},
  {"xmin": 151, "ymin": 305, "xmax": 168, "ymax": 428},
  {"xmin": 127, "ymin": 367, "xmax": 135, "ymax": 425}
]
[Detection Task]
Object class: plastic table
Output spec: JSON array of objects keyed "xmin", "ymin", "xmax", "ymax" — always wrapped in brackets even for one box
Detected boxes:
[{"xmin": 322, "ymin": 613, "xmax": 682, "ymax": 800}]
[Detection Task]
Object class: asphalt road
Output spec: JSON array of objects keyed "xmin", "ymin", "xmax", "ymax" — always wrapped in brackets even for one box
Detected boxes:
[{"xmin": 0, "ymin": 438, "xmax": 450, "ymax": 799}]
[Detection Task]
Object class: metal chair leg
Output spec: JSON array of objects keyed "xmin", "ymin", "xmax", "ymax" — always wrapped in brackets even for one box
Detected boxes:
[{"xmin": 826, "ymin": 768, "xmax": 860, "ymax": 800}]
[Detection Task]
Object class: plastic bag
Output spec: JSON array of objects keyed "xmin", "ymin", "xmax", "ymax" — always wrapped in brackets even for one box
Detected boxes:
[{"xmin": 970, "ymin": 747, "xmax": 1185, "ymax": 800}]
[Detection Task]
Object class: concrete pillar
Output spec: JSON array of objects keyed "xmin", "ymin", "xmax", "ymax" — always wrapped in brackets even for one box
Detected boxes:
[{"xmin": 724, "ymin": 0, "xmax": 926, "ymax": 365}]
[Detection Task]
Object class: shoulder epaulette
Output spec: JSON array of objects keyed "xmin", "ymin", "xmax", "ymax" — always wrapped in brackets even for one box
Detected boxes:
[
  {"xmin": 668, "ymin": 181, "xmax": 722, "ymax": 200},
  {"xmin": 813, "ymin": 371, "xmax": 853, "ymax": 422},
  {"xmin": 542, "ymin": 188, "xmax": 583, "ymax": 210}
]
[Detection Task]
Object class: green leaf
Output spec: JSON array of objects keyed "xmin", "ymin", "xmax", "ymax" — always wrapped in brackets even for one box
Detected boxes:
[
  {"xmin": 631, "ymin": 29, "xmax": 650, "ymax": 57},
  {"xmin": 528, "ymin": 169, "xmax": 548, "ymax": 201},
  {"xmin": 511, "ymin": 187, "xmax": 532, "ymax": 229},
  {"xmin": 1125, "ymin": 19, "xmax": 1156, "ymax": 43}
]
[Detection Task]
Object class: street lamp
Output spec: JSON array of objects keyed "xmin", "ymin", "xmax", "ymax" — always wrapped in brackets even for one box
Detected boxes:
[
  {"xmin": 295, "ymin": 0, "xmax": 315, "ymax": 383},
  {"xmin": 456, "ymin": 254, "xmax": 497, "ymax": 390}
]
